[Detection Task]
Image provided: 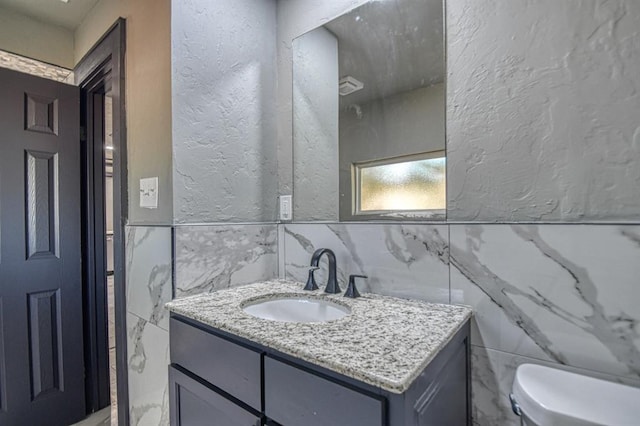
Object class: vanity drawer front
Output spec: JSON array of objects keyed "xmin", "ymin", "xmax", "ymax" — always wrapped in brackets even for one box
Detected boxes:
[
  {"xmin": 264, "ymin": 357, "xmax": 384, "ymax": 426},
  {"xmin": 169, "ymin": 366, "xmax": 261, "ymax": 426},
  {"xmin": 170, "ymin": 318, "xmax": 261, "ymax": 411}
]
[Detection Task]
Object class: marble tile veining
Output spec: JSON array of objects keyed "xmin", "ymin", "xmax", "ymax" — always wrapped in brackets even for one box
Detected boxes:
[
  {"xmin": 127, "ymin": 313, "xmax": 170, "ymax": 426},
  {"xmin": 167, "ymin": 280, "xmax": 472, "ymax": 394},
  {"xmin": 126, "ymin": 226, "xmax": 172, "ymax": 331},
  {"xmin": 451, "ymin": 224, "xmax": 640, "ymax": 381},
  {"xmin": 174, "ymin": 224, "xmax": 278, "ymax": 297},
  {"xmin": 284, "ymin": 223, "xmax": 450, "ymax": 303}
]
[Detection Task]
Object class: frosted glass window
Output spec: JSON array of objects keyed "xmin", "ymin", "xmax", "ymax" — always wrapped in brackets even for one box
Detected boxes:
[{"xmin": 356, "ymin": 154, "xmax": 445, "ymax": 212}]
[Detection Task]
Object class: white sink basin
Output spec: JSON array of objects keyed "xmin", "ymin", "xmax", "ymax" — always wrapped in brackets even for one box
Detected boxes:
[{"xmin": 242, "ymin": 296, "xmax": 350, "ymax": 323}]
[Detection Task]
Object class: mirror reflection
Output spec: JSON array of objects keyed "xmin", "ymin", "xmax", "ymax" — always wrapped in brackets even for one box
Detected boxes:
[{"xmin": 292, "ymin": 0, "xmax": 445, "ymax": 221}]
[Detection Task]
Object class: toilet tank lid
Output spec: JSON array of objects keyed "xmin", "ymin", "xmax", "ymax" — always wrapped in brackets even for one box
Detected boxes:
[{"xmin": 512, "ymin": 363, "xmax": 640, "ymax": 426}]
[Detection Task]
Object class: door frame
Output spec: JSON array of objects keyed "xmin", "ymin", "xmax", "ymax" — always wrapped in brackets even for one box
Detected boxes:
[{"xmin": 75, "ymin": 19, "xmax": 129, "ymax": 426}]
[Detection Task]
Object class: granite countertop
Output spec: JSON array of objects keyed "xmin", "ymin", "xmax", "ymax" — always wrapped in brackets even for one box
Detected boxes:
[{"xmin": 166, "ymin": 279, "xmax": 472, "ymax": 394}]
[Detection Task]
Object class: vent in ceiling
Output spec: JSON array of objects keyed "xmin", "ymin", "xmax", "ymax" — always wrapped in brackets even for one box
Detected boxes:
[{"xmin": 339, "ymin": 76, "xmax": 364, "ymax": 96}]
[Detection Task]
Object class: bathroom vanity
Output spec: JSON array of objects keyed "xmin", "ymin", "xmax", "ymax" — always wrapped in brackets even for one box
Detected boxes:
[{"xmin": 166, "ymin": 280, "xmax": 472, "ymax": 426}]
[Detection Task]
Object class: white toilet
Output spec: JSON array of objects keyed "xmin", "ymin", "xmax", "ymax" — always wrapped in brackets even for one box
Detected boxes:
[{"xmin": 510, "ymin": 363, "xmax": 640, "ymax": 426}]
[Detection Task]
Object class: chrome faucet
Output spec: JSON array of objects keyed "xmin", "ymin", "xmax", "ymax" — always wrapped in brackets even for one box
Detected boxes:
[{"xmin": 305, "ymin": 248, "xmax": 340, "ymax": 294}]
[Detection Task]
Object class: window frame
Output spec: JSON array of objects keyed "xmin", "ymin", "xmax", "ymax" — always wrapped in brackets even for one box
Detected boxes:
[{"xmin": 352, "ymin": 150, "xmax": 446, "ymax": 218}]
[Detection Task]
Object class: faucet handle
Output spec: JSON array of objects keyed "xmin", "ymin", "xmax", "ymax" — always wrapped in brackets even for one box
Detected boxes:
[
  {"xmin": 303, "ymin": 266, "xmax": 320, "ymax": 291},
  {"xmin": 344, "ymin": 274, "xmax": 367, "ymax": 298}
]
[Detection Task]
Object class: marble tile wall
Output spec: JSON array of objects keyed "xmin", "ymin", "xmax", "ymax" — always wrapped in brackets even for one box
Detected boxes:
[
  {"xmin": 125, "ymin": 226, "xmax": 172, "ymax": 426},
  {"xmin": 124, "ymin": 223, "xmax": 279, "ymax": 425},
  {"xmin": 174, "ymin": 224, "xmax": 279, "ymax": 297},
  {"xmin": 451, "ymin": 225, "xmax": 640, "ymax": 380},
  {"xmin": 123, "ymin": 222, "xmax": 639, "ymax": 425},
  {"xmin": 282, "ymin": 222, "xmax": 640, "ymax": 425},
  {"xmin": 283, "ymin": 223, "xmax": 450, "ymax": 303},
  {"xmin": 126, "ymin": 227, "xmax": 173, "ymax": 331},
  {"xmin": 127, "ymin": 313, "xmax": 170, "ymax": 426},
  {"xmin": 450, "ymin": 224, "xmax": 640, "ymax": 425}
]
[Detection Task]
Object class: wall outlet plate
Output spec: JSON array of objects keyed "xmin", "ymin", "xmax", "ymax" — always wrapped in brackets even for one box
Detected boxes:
[
  {"xmin": 140, "ymin": 177, "xmax": 158, "ymax": 209},
  {"xmin": 279, "ymin": 195, "xmax": 292, "ymax": 221}
]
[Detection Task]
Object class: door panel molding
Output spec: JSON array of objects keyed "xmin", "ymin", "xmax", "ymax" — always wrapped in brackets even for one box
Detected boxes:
[
  {"xmin": 25, "ymin": 150, "xmax": 59, "ymax": 260},
  {"xmin": 24, "ymin": 93, "xmax": 59, "ymax": 135},
  {"xmin": 28, "ymin": 289, "xmax": 63, "ymax": 400}
]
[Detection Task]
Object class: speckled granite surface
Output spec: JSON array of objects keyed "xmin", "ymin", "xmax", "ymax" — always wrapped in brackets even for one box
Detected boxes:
[{"xmin": 166, "ymin": 279, "xmax": 472, "ymax": 394}]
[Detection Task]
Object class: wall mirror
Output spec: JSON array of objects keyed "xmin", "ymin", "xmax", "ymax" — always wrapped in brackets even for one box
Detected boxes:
[{"xmin": 292, "ymin": 0, "xmax": 445, "ymax": 221}]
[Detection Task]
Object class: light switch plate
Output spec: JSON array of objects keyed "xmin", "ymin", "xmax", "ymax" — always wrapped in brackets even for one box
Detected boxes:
[
  {"xmin": 140, "ymin": 177, "xmax": 158, "ymax": 209},
  {"xmin": 279, "ymin": 195, "xmax": 292, "ymax": 221}
]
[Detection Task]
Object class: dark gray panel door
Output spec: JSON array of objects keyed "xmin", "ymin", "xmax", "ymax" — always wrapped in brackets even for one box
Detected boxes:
[{"xmin": 0, "ymin": 67, "xmax": 85, "ymax": 425}]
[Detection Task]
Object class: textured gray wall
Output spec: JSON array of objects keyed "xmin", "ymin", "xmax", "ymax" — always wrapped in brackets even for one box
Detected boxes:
[
  {"xmin": 172, "ymin": 0, "xmax": 278, "ymax": 223},
  {"xmin": 447, "ymin": 0, "xmax": 640, "ymax": 222},
  {"xmin": 293, "ymin": 27, "xmax": 340, "ymax": 221}
]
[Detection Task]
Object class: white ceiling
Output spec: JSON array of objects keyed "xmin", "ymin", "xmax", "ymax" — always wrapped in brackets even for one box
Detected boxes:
[{"xmin": 0, "ymin": 0, "xmax": 101, "ymax": 30}]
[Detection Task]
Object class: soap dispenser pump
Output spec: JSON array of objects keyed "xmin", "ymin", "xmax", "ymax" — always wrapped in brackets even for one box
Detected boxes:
[{"xmin": 344, "ymin": 274, "xmax": 367, "ymax": 298}]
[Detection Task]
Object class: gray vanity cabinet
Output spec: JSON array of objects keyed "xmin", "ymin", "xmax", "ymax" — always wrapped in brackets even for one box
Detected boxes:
[{"xmin": 169, "ymin": 315, "xmax": 471, "ymax": 426}]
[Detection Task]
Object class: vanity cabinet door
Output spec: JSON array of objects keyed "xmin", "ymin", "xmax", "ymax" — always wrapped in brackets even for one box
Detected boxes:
[
  {"xmin": 170, "ymin": 318, "xmax": 262, "ymax": 410},
  {"xmin": 264, "ymin": 357, "xmax": 385, "ymax": 426},
  {"xmin": 169, "ymin": 366, "xmax": 261, "ymax": 426},
  {"xmin": 414, "ymin": 337, "xmax": 469, "ymax": 426}
]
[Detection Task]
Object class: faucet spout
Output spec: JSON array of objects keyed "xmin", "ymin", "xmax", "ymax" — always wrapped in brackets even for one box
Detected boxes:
[{"xmin": 310, "ymin": 248, "xmax": 340, "ymax": 294}]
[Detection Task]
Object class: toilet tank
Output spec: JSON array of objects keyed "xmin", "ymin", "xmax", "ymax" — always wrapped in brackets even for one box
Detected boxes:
[{"xmin": 511, "ymin": 363, "xmax": 640, "ymax": 426}]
